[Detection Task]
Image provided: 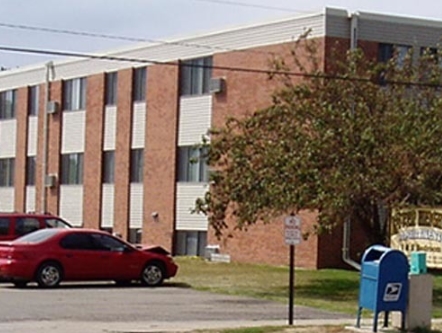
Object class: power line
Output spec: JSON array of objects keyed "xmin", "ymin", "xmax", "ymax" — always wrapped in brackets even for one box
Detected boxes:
[
  {"xmin": 0, "ymin": 44, "xmax": 441, "ymax": 89},
  {"xmin": 0, "ymin": 44, "xmax": 281, "ymax": 73},
  {"xmin": 187, "ymin": 0, "xmax": 306, "ymax": 12},
  {"xmin": 0, "ymin": 21, "xmax": 276, "ymax": 57},
  {"xmin": 0, "ymin": 4, "xmax": 316, "ymax": 60},
  {"xmin": 0, "ymin": 22, "xmax": 149, "ymax": 43}
]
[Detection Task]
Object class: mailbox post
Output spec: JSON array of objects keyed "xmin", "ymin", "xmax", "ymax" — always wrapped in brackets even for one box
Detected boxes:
[{"xmin": 356, "ymin": 245, "xmax": 409, "ymax": 332}]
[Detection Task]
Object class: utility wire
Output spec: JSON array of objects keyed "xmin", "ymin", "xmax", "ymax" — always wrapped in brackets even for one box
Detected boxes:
[
  {"xmin": 187, "ymin": 0, "xmax": 307, "ymax": 12},
  {"xmin": 0, "ymin": 21, "xmax": 278, "ymax": 57},
  {"xmin": 0, "ymin": 45, "xmax": 284, "ymax": 72},
  {"xmin": 0, "ymin": 44, "xmax": 441, "ymax": 89},
  {"xmin": 0, "ymin": 22, "xmax": 151, "ymax": 43},
  {"xmin": 0, "ymin": 3, "xmax": 316, "ymax": 58}
]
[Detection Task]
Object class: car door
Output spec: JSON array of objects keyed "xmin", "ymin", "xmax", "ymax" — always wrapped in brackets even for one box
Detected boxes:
[
  {"xmin": 59, "ymin": 233, "xmax": 108, "ymax": 280},
  {"xmin": 90, "ymin": 233, "xmax": 141, "ymax": 280}
]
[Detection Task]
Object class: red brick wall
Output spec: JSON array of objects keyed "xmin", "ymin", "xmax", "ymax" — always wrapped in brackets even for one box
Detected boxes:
[
  {"xmin": 324, "ymin": 37, "xmax": 379, "ymax": 71},
  {"xmin": 14, "ymin": 87, "xmax": 28, "ymax": 212},
  {"xmin": 358, "ymin": 40, "xmax": 379, "ymax": 61},
  {"xmin": 317, "ymin": 219, "xmax": 373, "ymax": 269},
  {"xmin": 46, "ymin": 80, "xmax": 62, "ymax": 215},
  {"xmin": 8, "ymin": 35, "xmax": 380, "ymax": 268},
  {"xmin": 83, "ymin": 73, "xmax": 105, "ymax": 229},
  {"xmin": 142, "ymin": 64, "xmax": 179, "ymax": 251},
  {"xmin": 35, "ymin": 83, "xmax": 46, "ymax": 213},
  {"xmin": 209, "ymin": 210, "xmax": 319, "ymax": 268},
  {"xmin": 113, "ymin": 68, "xmax": 133, "ymax": 239},
  {"xmin": 209, "ymin": 39, "xmax": 328, "ymax": 268},
  {"xmin": 323, "ymin": 36, "xmax": 350, "ymax": 72}
]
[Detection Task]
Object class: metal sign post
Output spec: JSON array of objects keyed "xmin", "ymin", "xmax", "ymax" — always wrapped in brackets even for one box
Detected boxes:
[
  {"xmin": 289, "ymin": 244, "xmax": 295, "ymax": 325},
  {"xmin": 284, "ymin": 215, "xmax": 302, "ymax": 326}
]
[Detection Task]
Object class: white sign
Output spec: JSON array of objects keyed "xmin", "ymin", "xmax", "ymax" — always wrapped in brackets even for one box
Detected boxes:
[
  {"xmin": 383, "ymin": 283, "xmax": 402, "ymax": 302},
  {"xmin": 284, "ymin": 215, "xmax": 302, "ymax": 245}
]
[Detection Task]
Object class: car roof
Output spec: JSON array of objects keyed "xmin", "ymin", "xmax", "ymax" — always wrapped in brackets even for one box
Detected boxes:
[
  {"xmin": 43, "ymin": 228, "xmax": 116, "ymax": 236},
  {"xmin": 45, "ymin": 229, "xmax": 132, "ymax": 245},
  {"xmin": 65, "ymin": 228, "xmax": 108, "ymax": 234}
]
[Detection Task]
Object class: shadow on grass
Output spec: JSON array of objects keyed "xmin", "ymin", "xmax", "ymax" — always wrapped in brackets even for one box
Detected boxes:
[
  {"xmin": 222, "ymin": 277, "xmax": 360, "ymax": 304},
  {"xmin": 292, "ymin": 277, "xmax": 360, "ymax": 301}
]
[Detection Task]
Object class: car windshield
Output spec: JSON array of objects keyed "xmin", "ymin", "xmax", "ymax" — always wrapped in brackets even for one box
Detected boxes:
[
  {"xmin": 45, "ymin": 218, "xmax": 72, "ymax": 228},
  {"xmin": 13, "ymin": 229, "xmax": 59, "ymax": 244}
]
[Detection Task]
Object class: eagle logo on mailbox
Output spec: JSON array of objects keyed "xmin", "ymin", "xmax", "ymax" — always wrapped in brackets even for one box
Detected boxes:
[{"xmin": 383, "ymin": 283, "xmax": 402, "ymax": 302}]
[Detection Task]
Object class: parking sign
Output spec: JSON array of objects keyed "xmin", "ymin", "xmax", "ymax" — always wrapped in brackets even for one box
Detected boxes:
[{"xmin": 284, "ymin": 215, "xmax": 302, "ymax": 245}]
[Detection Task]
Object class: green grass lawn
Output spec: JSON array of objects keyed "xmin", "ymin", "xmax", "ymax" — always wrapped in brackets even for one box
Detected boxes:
[{"xmin": 172, "ymin": 256, "xmax": 442, "ymax": 317}]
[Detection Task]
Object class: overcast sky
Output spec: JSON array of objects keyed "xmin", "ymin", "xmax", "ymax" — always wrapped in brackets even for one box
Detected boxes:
[{"xmin": 0, "ymin": 0, "xmax": 441, "ymax": 69}]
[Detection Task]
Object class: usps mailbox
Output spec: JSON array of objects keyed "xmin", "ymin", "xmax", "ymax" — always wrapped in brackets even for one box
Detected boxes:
[{"xmin": 356, "ymin": 245, "xmax": 409, "ymax": 332}]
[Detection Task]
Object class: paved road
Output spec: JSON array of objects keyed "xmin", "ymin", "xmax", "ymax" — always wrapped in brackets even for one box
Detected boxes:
[{"xmin": 0, "ymin": 281, "xmax": 352, "ymax": 332}]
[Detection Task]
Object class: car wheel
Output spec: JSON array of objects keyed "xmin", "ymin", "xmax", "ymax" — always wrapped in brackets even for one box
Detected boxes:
[
  {"xmin": 141, "ymin": 262, "xmax": 165, "ymax": 287},
  {"xmin": 13, "ymin": 281, "xmax": 28, "ymax": 288},
  {"xmin": 36, "ymin": 262, "xmax": 62, "ymax": 288}
]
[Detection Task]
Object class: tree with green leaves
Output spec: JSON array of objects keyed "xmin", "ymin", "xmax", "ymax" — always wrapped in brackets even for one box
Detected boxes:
[{"xmin": 196, "ymin": 38, "xmax": 442, "ymax": 244}]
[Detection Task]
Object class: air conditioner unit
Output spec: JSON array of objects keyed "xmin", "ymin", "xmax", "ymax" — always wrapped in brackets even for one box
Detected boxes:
[
  {"xmin": 209, "ymin": 77, "xmax": 226, "ymax": 94},
  {"xmin": 47, "ymin": 101, "xmax": 59, "ymax": 114},
  {"xmin": 45, "ymin": 174, "xmax": 57, "ymax": 188}
]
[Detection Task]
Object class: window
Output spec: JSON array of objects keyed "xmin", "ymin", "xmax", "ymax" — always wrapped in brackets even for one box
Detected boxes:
[
  {"xmin": 14, "ymin": 228, "xmax": 58, "ymax": 243},
  {"xmin": 180, "ymin": 57, "xmax": 212, "ymax": 96},
  {"xmin": 26, "ymin": 156, "xmax": 36, "ymax": 186},
  {"xmin": 102, "ymin": 150, "xmax": 115, "ymax": 184},
  {"xmin": 100, "ymin": 227, "xmax": 113, "ymax": 234},
  {"xmin": 15, "ymin": 218, "xmax": 40, "ymax": 236},
  {"xmin": 128, "ymin": 228, "xmax": 142, "ymax": 244},
  {"xmin": 133, "ymin": 67, "xmax": 146, "ymax": 102},
  {"xmin": 378, "ymin": 44, "xmax": 411, "ymax": 85},
  {"xmin": 60, "ymin": 233, "xmax": 95, "ymax": 250},
  {"xmin": 0, "ymin": 158, "xmax": 14, "ymax": 187},
  {"xmin": 63, "ymin": 77, "xmax": 87, "ymax": 111},
  {"xmin": 0, "ymin": 90, "xmax": 16, "ymax": 119},
  {"xmin": 378, "ymin": 43, "xmax": 411, "ymax": 67},
  {"xmin": 175, "ymin": 230, "xmax": 207, "ymax": 256},
  {"xmin": 378, "ymin": 43, "xmax": 394, "ymax": 63},
  {"xmin": 28, "ymin": 85, "xmax": 39, "ymax": 116},
  {"xmin": 105, "ymin": 72, "xmax": 118, "ymax": 106},
  {"xmin": 61, "ymin": 153, "xmax": 83, "ymax": 184},
  {"xmin": 45, "ymin": 218, "xmax": 71, "ymax": 229},
  {"xmin": 0, "ymin": 218, "xmax": 10, "ymax": 235},
  {"xmin": 90, "ymin": 233, "xmax": 128, "ymax": 251},
  {"xmin": 130, "ymin": 149, "xmax": 144, "ymax": 183},
  {"xmin": 178, "ymin": 146, "xmax": 208, "ymax": 182}
]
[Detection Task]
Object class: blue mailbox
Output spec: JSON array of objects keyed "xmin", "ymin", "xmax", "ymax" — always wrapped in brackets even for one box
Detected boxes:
[{"xmin": 356, "ymin": 245, "xmax": 409, "ymax": 332}]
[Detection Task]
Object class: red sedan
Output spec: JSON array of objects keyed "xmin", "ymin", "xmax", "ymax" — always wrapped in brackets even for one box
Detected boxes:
[{"xmin": 0, "ymin": 228, "xmax": 178, "ymax": 288}]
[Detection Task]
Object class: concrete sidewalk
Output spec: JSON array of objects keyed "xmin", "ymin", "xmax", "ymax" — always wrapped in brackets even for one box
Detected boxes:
[
  {"xmin": 0, "ymin": 318, "xmax": 371, "ymax": 333},
  {"xmin": 1, "ymin": 317, "xmax": 441, "ymax": 333}
]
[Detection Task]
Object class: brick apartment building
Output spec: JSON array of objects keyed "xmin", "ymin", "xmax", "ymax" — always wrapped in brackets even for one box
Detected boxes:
[{"xmin": 0, "ymin": 8, "xmax": 441, "ymax": 268}]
